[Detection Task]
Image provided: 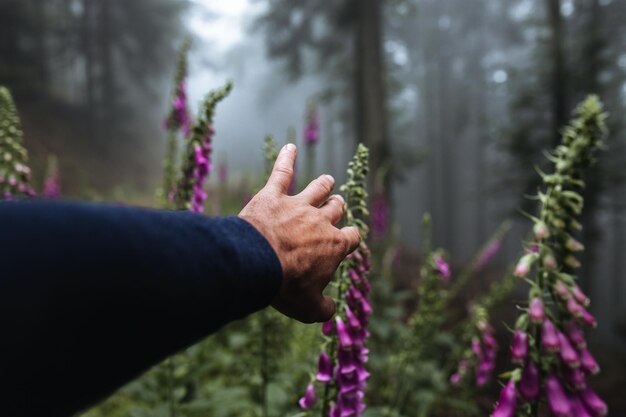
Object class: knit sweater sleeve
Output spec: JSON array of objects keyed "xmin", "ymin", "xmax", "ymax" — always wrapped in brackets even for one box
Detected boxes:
[{"xmin": 0, "ymin": 201, "xmax": 282, "ymax": 417}]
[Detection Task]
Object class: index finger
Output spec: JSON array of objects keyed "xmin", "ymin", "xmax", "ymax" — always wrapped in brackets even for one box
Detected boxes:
[
  {"xmin": 340, "ymin": 226, "xmax": 361, "ymax": 255},
  {"xmin": 265, "ymin": 143, "xmax": 297, "ymax": 194}
]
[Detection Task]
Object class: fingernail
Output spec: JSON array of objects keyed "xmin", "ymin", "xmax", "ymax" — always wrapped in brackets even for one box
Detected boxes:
[
  {"xmin": 324, "ymin": 174, "xmax": 334, "ymax": 184},
  {"xmin": 285, "ymin": 143, "xmax": 296, "ymax": 152},
  {"xmin": 332, "ymin": 194, "xmax": 344, "ymax": 204}
]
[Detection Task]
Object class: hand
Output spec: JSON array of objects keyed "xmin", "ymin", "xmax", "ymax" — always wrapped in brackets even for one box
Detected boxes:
[{"xmin": 239, "ymin": 143, "xmax": 361, "ymax": 323}]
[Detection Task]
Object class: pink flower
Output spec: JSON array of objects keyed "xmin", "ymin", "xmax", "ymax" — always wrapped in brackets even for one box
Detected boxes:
[
  {"xmin": 298, "ymin": 382, "xmax": 317, "ymax": 409},
  {"xmin": 572, "ymin": 286, "xmax": 590, "ymax": 306},
  {"xmin": 491, "ymin": 379, "xmax": 517, "ymax": 417},
  {"xmin": 542, "ymin": 319, "xmax": 560, "ymax": 352},
  {"xmin": 529, "ymin": 297, "xmax": 545, "ymax": 323},
  {"xmin": 546, "ymin": 374, "xmax": 572, "ymax": 417},
  {"xmin": 336, "ymin": 317, "xmax": 353, "ymax": 348},
  {"xmin": 565, "ymin": 321, "xmax": 587, "ymax": 350},
  {"xmin": 511, "ymin": 330, "xmax": 528, "ymax": 364},
  {"xmin": 558, "ymin": 331, "xmax": 580, "ymax": 368},
  {"xmin": 434, "ymin": 255, "xmax": 451, "ymax": 282},
  {"xmin": 519, "ymin": 361, "xmax": 540, "ymax": 401},
  {"xmin": 580, "ymin": 348, "xmax": 600, "ymax": 375},
  {"xmin": 316, "ymin": 352, "xmax": 332, "ymax": 382},
  {"xmin": 580, "ymin": 386, "xmax": 607, "ymax": 416}
]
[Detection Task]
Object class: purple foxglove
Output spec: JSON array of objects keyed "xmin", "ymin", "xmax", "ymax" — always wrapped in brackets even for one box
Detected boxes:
[
  {"xmin": 529, "ymin": 297, "xmax": 545, "ymax": 323},
  {"xmin": 580, "ymin": 348, "xmax": 600, "ymax": 375},
  {"xmin": 558, "ymin": 331, "xmax": 581, "ymax": 368},
  {"xmin": 570, "ymin": 394, "xmax": 593, "ymax": 417},
  {"xmin": 491, "ymin": 379, "xmax": 517, "ymax": 417},
  {"xmin": 546, "ymin": 374, "xmax": 573, "ymax": 417},
  {"xmin": 434, "ymin": 255, "xmax": 451, "ymax": 282},
  {"xmin": 345, "ymin": 306, "xmax": 361, "ymax": 329},
  {"xmin": 555, "ymin": 281, "xmax": 572, "ymax": 300},
  {"xmin": 298, "ymin": 382, "xmax": 316, "ymax": 409},
  {"xmin": 564, "ymin": 366, "xmax": 586, "ymax": 391},
  {"xmin": 476, "ymin": 368, "xmax": 490, "ymax": 387},
  {"xmin": 579, "ymin": 308, "xmax": 597, "ymax": 328},
  {"xmin": 572, "ymin": 286, "xmax": 590, "ymax": 306},
  {"xmin": 568, "ymin": 298, "xmax": 584, "ymax": 317},
  {"xmin": 316, "ymin": 352, "xmax": 332, "ymax": 382},
  {"xmin": 338, "ymin": 348, "xmax": 356, "ymax": 374},
  {"xmin": 533, "ymin": 221, "xmax": 549, "ymax": 239},
  {"xmin": 542, "ymin": 319, "xmax": 560, "ymax": 352},
  {"xmin": 322, "ymin": 319, "xmax": 334, "ymax": 335},
  {"xmin": 472, "ymin": 338, "xmax": 483, "ymax": 358},
  {"xmin": 511, "ymin": 330, "xmax": 528, "ymax": 364},
  {"xmin": 519, "ymin": 361, "xmax": 540, "ymax": 401},
  {"xmin": 349, "ymin": 268, "xmax": 361, "ymax": 283},
  {"xmin": 336, "ymin": 317, "xmax": 353, "ymax": 348},
  {"xmin": 450, "ymin": 372, "xmax": 463, "ymax": 385},
  {"xmin": 565, "ymin": 321, "xmax": 587, "ymax": 349},
  {"xmin": 580, "ymin": 386, "xmax": 607, "ymax": 416}
]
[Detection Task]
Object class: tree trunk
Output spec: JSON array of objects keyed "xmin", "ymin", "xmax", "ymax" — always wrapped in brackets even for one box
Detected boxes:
[
  {"xmin": 545, "ymin": 0, "xmax": 567, "ymax": 146},
  {"xmin": 354, "ymin": 0, "xmax": 390, "ymax": 202}
]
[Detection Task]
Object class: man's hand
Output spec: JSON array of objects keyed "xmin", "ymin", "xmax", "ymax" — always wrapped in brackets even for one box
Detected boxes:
[{"xmin": 239, "ymin": 143, "xmax": 361, "ymax": 323}]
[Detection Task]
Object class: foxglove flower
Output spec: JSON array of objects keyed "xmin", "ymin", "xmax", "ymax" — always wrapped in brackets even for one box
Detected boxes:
[
  {"xmin": 580, "ymin": 386, "xmax": 607, "ymax": 416},
  {"xmin": 372, "ymin": 192, "xmax": 389, "ymax": 240},
  {"xmin": 299, "ymin": 382, "xmax": 317, "ymax": 409},
  {"xmin": 519, "ymin": 361, "xmax": 540, "ymax": 400},
  {"xmin": 303, "ymin": 102, "xmax": 319, "ymax": 145},
  {"xmin": 434, "ymin": 255, "xmax": 451, "ymax": 282},
  {"xmin": 533, "ymin": 221, "xmax": 549, "ymax": 239},
  {"xmin": 317, "ymin": 352, "xmax": 332, "ymax": 382},
  {"xmin": 572, "ymin": 286, "xmax": 590, "ymax": 306},
  {"xmin": 511, "ymin": 330, "xmax": 528, "ymax": 364},
  {"xmin": 565, "ymin": 321, "xmax": 586, "ymax": 349},
  {"xmin": 558, "ymin": 331, "xmax": 580, "ymax": 368},
  {"xmin": 529, "ymin": 297, "xmax": 545, "ymax": 323},
  {"xmin": 514, "ymin": 253, "xmax": 538, "ymax": 277},
  {"xmin": 564, "ymin": 366, "xmax": 586, "ymax": 390},
  {"xmin": 542, "ymin": 319, "xmax": 560, "ymax": 352},
  {"xmin": 491, "ymin": 379, "xmax": 517, "ymax": 417},
  {"xmin": 546, "ymin": 374, "xmax": 572, "ymax": 417},
  {"xmin": 580, "ymin": 348, "xmax": 600, "ymax": 375},
  {"xmin": 570, "ymin": 394, "xmax": 593, "ymax": 417}
]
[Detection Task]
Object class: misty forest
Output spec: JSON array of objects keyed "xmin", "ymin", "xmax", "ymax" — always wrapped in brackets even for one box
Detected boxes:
[{"xmin": 1, "ymin": 0, "xmax": 626, "ymax": 416}]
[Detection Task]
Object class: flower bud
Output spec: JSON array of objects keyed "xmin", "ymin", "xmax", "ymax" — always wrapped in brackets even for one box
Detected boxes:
[
  {"xmin": 558, "ymin": 331, "xmax": 580, "ymax": 368},
  {"xmin": 567, "ymin": 298, "xmax": 583, "ymax": 317},
  {"xmin": 554, "ymin": 281, "xmax": 572, "ymax": 300},
  {"xmin": 491, "ymin": 379, "xmax": 517, "ymax": 417},
  {"xmin": 565, "ymin": 255, "xmax": 581, "ymax": 269},
  {"xmin": 580, "ymin": 348, "xmax": 600, "ymax": 375},
  {"xmin": 580, "ymin": 386, "xmax": 608, "ymax": 416},
  {"xmin": 546, "ymin": 374, "xmax": 572, "ymax": 417},
  {"xmin": 542, "ymin": 319, "xmax": 560, "ymax": 352},
  {"xmin": 529, "ymin": 297, "xmax": 545, "ymax": 323},
  {"xmin": 572, "ymin": 286, "xmax": 590, "ymax": 306},
  {"xmin": 534, "ymin": 221, "xmax": 550, "ymax": 239},
  {"xmin": 570, "ymin": 219, "xmax": 583, "ymax": 231},
  {"xmin": 514, "ymin": 253, "xmax": 538, "ymax": 278},
  {"xmin": 519, "ymin": 361, "xmax": 540, "ymax": 401},
  {"xmin": 322, "ymin": 319, "xmax": 334, "ymax": 335},
  {"xmin": 564, "ymin": 366, "xmax": 586, "ymax": 391},
  {"xmin": 511, "ymin": 330, "xmax": 528, "ymax": 364},
  {"xmin": 543, "ymin": 253, "xmax": 558, "ymax": 269},
  {"xmin": 579, "ymin": 307, "xmax": 597, "ymax": 328},
  {"xmin": 570, "ymin": 394, "xmax": 593, "ymax": 417},
  {"xmin": 565, "ymin": 237, "xmax": 585, "ymax": 252}
]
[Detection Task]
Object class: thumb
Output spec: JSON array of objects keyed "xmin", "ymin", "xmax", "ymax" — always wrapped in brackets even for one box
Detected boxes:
[
  {"xmin": 266, "ymin": 143, "xmax": 297, "ymax": 194},
  {"xmin": 316, "ymin": 295, "xmax": 336, "ymax": 323}
]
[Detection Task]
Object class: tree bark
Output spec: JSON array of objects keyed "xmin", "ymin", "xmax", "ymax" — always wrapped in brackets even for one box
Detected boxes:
[{"xmin": 354, "ymin": 0, "xmax": 390, "ymax": 202}]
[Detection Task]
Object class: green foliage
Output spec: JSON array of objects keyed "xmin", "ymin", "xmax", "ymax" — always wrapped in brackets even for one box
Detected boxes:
[{"xmin": 0, "ymin": 86, "xmax": 33, "ymax": 199}]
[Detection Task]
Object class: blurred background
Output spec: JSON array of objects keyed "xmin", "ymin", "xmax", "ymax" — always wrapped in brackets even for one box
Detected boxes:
[{"xmin": 2, "ymin": 0, "xmax": 626, "ymax": 415}]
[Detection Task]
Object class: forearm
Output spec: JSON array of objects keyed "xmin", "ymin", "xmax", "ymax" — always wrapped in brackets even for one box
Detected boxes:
[{"xmin": 0, "ymin": 201, "xmax": 281, "ymax": 416}]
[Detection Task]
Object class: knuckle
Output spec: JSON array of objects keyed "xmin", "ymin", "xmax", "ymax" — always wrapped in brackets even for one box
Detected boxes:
[{"xmin": 274, "ymin": 165, "xmax": 293, "ymax": 177}]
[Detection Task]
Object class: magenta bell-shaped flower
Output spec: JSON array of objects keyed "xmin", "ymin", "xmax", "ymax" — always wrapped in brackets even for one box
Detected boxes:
[
  {"xmin": 580, "ymin": 348, "xmax": 600, "ymax": 375},
  {"xmin": 322, "ymin": 319, "xmax": 334, "ymax": 336},
  {"xmin": 558, "ymin": 331, "xmax": 581, "ymax": 368},
  {"xmin": 570, "ymin": 394, "xmax": 593, "ymax": 417},
  {"xmin": 529, "ymin": 297, "xmax": 545, "ymax": 323},
  {"xmin": 336, "ymin": 316, "xmax": 353, "ymax": 348},
  {"xmin": 564, "ymin": 366, "xmax": 586, "ymax": 391},
  {"xmin": 511, "ymin": 330, "xmax": 528, "ymax": 364},
  {"xmin": 519, "ymin": 361, "xmax": 540, "ymax": 401},
  {"xmin": 580, "ymin": 386, "xmax": 607, "ymax": 416},
  {"xmin": 542, "ymin": 319, "xmax": 560, "ymax": 352},
  {"xmin": 491, "ymin": 379, "xmax": 517, "ymax": 417},
  {"xmin": 565, "ymin": 321, "xmax": 587, "ymax": 349},
  {"xmin": 514, "ymin": 253, "xmax": 537, "ymax": 277},
  {"xmin": 298, "ymin": 382, "xmax": 317, "ymax": 409},
  {"xmin": 555, "ymin": 281, "xmax": 572, "ymax": 300},
  {"xmin": 579, "ymin": 307, "xmax": 597, "ymax": 328},
  {"xmin": 434, "ymin": 255, "xmax": 451, "ymax": 282},
  {"xmin": 546, "ymin": 373, "xmax": 573, "ymax": 417},
  {"xmin": 572, "ymin": 286, "xmax": 590, "ymax": 306},
  {"xmin": 316, "ymin": 352, "xmax": 332, "ymax": 382}
]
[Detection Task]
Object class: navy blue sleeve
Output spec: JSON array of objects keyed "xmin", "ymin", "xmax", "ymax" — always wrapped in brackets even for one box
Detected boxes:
[{"xmin": 0, "ymin": 201, "xmax": 282, "ymax": 417}]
